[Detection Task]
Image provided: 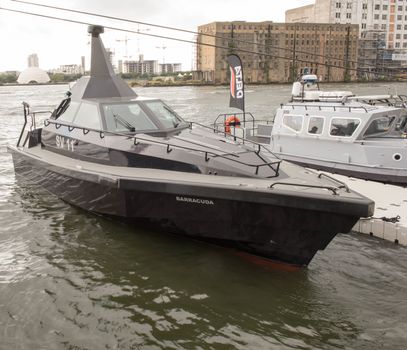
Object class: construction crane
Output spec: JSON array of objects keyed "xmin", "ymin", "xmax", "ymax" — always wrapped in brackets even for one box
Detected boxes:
[
  {"xmin": 156, "ymin": 44, "xmax": 167, "ymax": 65},
  {"xmin": 136, "ymin": 25, "xmax": 150, "ymax": 57},
  {"xmin": 116, "ymin": 36, "xmax": 133, "ymax": 60}
]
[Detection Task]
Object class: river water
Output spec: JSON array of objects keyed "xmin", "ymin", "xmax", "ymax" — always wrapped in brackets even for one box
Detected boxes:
[{"xmin": 0, "ymin": 83, "xmax": 406, "ymax": 350}]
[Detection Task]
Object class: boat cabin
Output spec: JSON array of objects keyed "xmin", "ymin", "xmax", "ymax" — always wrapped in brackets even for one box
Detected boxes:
[{"xmin": 52, "ymin": 96, "xmax": 188, "ymax": 135}]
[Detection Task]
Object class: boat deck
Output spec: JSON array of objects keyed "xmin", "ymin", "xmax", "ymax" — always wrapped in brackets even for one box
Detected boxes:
[{"xmin": 13, "ymin": 145, "xmax": 369, "ymax": 203}]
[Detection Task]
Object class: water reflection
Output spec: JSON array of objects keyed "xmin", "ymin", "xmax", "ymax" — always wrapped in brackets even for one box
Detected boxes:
[{"xmin": 1, "ymin": 181, "xmax": 370, "ymax": 349}]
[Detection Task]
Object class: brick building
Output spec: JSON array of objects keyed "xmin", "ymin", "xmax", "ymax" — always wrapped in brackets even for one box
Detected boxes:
[{"xmin": 196, "ymin": 21, "xmax": 359, "ymax": 84}]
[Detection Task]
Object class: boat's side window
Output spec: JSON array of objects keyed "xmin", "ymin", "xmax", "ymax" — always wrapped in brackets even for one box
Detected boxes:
[
  {"xmin": 282, "ymin": 115, "xmax": 303, "ymax": 133},
  {"xmin": 364, "ymin": 116, "xmax": 395, "ymax": 137},
  {"xmin": 73, "ymin": 103, "xmax": 101, "ymax": 130},
  {"xmin": 330, "ymin": 118, "xmax": 360, "ymax": 137},
  {"xmin": 308, "ymin": 117, "xmax": 324, "ymax": 135},
  {"xmin": 57, "ymin": 101, "xmax": 80, "ymax": 123}
]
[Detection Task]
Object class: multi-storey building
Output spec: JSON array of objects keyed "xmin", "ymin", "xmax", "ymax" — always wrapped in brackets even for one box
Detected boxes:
[
  {"xmin": 160, "ymin": 63, "xmax": 182, "ymax": 74},
  {"xmin": 287, "ymin": 0, "xmax": 407, "ymax": 75},
  {"xmin": 27, "ymin": 54, "xmax": 39, "ymax": 68},
  {"xmin": 286, "ymin": 0, "xmax": 407, "ymax": 51},
  {"xmin": 123, "ymin": 55, "xmax": 159, "ymax": 75},
  {"xmin": 50, "ymin": 64, "xmax": 83, "ymax": 75},
  {"xmin": 196, "ymin": 21, "xmax": 359, "ymax": 84}
]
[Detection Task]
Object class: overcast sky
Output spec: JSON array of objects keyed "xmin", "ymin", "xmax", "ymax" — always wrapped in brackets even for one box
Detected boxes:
[{"xmin": 0, "ymin": 0, "xmax": 313, "ymax": 72}]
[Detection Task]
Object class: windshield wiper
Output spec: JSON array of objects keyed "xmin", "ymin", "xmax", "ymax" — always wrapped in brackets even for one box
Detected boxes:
[
  {"xmin": 163, "ymin": 105, "xmax": 182, "ymax": 128},
  {"xmin": 113, "ymin": 114, "xmax": 136, "ymax": 132}
]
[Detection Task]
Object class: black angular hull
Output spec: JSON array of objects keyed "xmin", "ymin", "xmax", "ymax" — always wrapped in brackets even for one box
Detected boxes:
[{"xmin": 9, "ymin": 147, "xmax": 362, "ymax": 267}]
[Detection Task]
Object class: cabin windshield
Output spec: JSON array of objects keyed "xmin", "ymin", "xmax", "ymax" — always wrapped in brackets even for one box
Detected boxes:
[
  {"xmin": 143, "ymin": 100, "xmax": 185, "ymax": 129},
  {"xmin": 363, "ymin": 116, "xmax": 396, "ymax": 138},
  {"xmin": 393, "ymin": 115, "xmax": 407, "ymax": 137},
  {"xmin": 103, "ymin": 102, "xmax": 158, "ymax": 132}
]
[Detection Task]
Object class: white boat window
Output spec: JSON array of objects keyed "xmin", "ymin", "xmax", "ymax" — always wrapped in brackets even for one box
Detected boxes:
[
  {"xmin": 57, "ymin": 101, "xmax": 80, "ymax": 123},
  {"xmin": 144, "ymin": 100, "xmax": 183, "ymax": 129},
  {"xmin": 103, "ymin": 103, "xmax": 157, "ymax": 132},
  {"xmin": 330, "ymin": 118, "xmax": 360, "ymax": 137},
  {"xmin": 364, "ymin": 116, "xmax": 396, "ymax": 137},
  {"xmin": 73, "ymin": 103, "xmax": 101, "ymax": 130},
  {"xmin": 283, "ymin": 115, "xmax": 303, "ymax": 132},
  {"xmin": 308, "ymin": 117, "xmax": 324, "ymax": 135}
]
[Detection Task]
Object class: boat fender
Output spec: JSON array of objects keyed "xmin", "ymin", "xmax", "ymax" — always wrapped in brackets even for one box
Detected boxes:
[{"xmin": 225, "ymin": 115, "xmax": 241, "ymax": 134}]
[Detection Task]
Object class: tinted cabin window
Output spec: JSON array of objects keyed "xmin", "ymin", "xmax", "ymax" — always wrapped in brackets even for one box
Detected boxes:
[
  {"xmin": 283, "ymin": 115, "xmax": 303, "ymax": 132},
  {"xmin": 395, "ymin": 116, "xmax": 407, "ymax": 134},
  {"xmin": 364, "ymin": 116, "xmax": 395, "ymax": 137},
  {"xmin": 330, "ymin": 118, "xmax": 360, "ymax": 137},
  {"xmin": 103, "ymin": 103, "xmax": 157, "ymax": 132},
  {"xmin": 57, "ymin": 101, "xmax": 80, "ymax": 123},
  {"xmin": 308, "ymin": 117, "xmax": 324, "ymax": 135},
  {"xmin": 73, "ymin": 103, "xmax": 101, "ymax": 130},
  {"xmin": 144, "ymin": 100, "xmax": 183, "ymax": 129}
]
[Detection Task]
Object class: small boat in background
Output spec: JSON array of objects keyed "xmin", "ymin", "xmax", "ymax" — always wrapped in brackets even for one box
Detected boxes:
[
  {"xmin": 217, "ymin": 74, "xmax": 407, "ymax": 187},
  {"xmin": 7, "ymin": 26, "xmax": 374, "ymax": 267}
]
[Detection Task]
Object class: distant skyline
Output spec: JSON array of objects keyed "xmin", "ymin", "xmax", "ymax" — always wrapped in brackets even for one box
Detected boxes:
[{"xmin": 0, "ymin": 0, "xmax": 313, "ymax": 72}]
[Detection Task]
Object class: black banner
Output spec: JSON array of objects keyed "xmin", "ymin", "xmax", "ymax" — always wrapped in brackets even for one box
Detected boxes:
[{"xmin": 227, "ymin": 54, "xmax": 245, "ymax": 112}]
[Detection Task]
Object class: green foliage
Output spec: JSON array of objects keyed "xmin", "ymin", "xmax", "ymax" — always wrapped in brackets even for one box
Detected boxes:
[
  {"xmin": 49, "ymin": 73, "xmax": 82, "ymax": 83},
  {"xmin": 0, "ymin": 73, "xmax": 18, "ymax": 84}
]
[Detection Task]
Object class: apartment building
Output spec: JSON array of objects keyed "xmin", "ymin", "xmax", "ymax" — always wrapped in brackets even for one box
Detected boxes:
[
  {"xmin": 160, "ymin": 63, "xmax": 182, "ymax": 74},
  {"xmin": 122, "ymin": 55, "xmax": 159, "ymax": 75},
  {"xmin": 286, "ymin": 0, "xmax": 407, "ymax": 50},
  {"xmin": 196, "ymin": 21, "xmax": 359, "ymax": 84}
]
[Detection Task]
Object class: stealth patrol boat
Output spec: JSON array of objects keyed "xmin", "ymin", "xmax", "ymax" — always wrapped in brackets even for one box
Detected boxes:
[{"xmin": 8, "ymin": 26, "xmax": 374, "ymax": 266}]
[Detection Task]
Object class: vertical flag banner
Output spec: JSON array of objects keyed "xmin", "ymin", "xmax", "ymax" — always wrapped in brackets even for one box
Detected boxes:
[{"xmin": 227, "ymin": 54, "xmax": 245, "ymax": 112}]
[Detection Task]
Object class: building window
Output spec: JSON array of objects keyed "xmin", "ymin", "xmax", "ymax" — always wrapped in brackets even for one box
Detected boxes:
[
  {"xmin": 396, "ymin": 42, "xmax": 401, "ymax": 48},
  {"xmin": 374, "ymin": 14, "xmax": 380, "ymax": 20},
  {"xmin": 336, "ymin": 2, "xmax": 341, "ymax": 9},
  {"xmin": 382, "ymin": 15, "xmax": 387, "ymax": 20},
  {"xmin": 398, "ymin": 6, "xmax": 403, "ymax": 11},
  {"xmin": 382, "ymin": 24, "xmax": 387, "ymax": 30},
  {"xmin": 375, "ymin": 4, "xmax": 380, "ymax": 10},
  {"xmin": 398, "ymin": 24, "xmax": 402, "ymax": 30},
  {"xmin": 362, "ymin": 23, "xmax": 367, "ymax": 29},
  {"xmin": 363, "ymin": 4, "xmax": 367, "ymax": 10},
  {"xmin": 336, "ymin": 12, "xmax": 341, "ymax": 18},
  {"xmin": 347, "ymin": 2, "xmax": 352, "ymax": 9},
  {"xmin": 346, "ymin": 13, "xmax": 352, "ymax": 19},
  {"xmin": 383, "ymin": 5, "xmax": 388, "ymax": 10},
  {"xmin": 397, "ymin": 15, "xmax": 402, "ymax": 20}
]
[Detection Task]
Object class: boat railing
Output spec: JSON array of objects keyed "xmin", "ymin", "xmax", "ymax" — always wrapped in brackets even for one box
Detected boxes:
[
  {"xmin": 17, "ymin": 102, "xmax": 52, "ymax": 147},
  {"xmin": 269, "ymin": 182, "xmax": 340, "ymax": 195},
  {"xmin": 212, "ymin": 112, "xmax": 274, "ymax": 140},
  {"xmin": 192, "ymin": 121, "xmax": 280, "ymax": 158},
  {"xmin": 213, "ymin": 112, "xmax": 256, "ymax": 132},
  {"xmin": 282, "ymin": 103, "xmax": 373, "ymax": 113},
  {"xmin": 43, "ymin": 119, "xmax": 282, "ymax": 178}
]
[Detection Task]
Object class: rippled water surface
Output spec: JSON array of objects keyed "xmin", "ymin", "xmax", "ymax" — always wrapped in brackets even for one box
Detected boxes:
[{"xmin": 1, "ymin": 83, "xmax": 407, "ymax": 349}]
